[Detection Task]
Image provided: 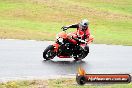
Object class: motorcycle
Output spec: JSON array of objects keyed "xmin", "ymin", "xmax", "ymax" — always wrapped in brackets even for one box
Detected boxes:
[{"xmin": 43, "ymin": 28, "xmax": 93, "ymax": 60}]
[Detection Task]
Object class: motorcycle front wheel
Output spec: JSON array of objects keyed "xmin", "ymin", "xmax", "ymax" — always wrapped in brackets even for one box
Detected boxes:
[{"xmin": 43, "ymin": 45, "xmax": 56, "ymax": 60}]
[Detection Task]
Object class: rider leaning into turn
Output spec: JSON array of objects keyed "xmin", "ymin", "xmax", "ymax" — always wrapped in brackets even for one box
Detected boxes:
[{"xmin": 62, "ymin": 19, "xmax": 94, "ymax": 44}]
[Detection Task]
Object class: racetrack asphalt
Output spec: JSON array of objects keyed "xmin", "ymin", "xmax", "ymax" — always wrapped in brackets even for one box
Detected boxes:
[{"xmin": 0, "ymin": 39, "xmax": 132, "ymax": 81}]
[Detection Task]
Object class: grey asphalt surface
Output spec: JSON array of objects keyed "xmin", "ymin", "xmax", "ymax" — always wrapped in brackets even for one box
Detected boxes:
[{"xmin": 0, "ymin": 39, "xmax": 132, "ymax": 80}]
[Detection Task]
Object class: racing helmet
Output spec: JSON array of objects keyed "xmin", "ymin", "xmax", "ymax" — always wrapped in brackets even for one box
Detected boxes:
[{"xmin": 80, "ymin": 19, "xmax": 89, "ymax": 31}]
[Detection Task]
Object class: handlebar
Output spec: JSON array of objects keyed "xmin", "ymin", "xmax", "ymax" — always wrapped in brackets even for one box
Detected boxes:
[{"xmin": 72, "ymin": 37, "xmax": 87, "ymax": 44}]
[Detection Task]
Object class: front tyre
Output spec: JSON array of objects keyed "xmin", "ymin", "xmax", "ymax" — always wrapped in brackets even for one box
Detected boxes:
[{"xmin": 43, "ymin": 45, "xmax": 56, "ymax": 60}]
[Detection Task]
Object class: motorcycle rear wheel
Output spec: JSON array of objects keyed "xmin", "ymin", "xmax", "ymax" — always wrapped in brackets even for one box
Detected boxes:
[
  {"xmin": 73, "ymin": 48, "xmax": 85, "ymax": 60},
  {"xmin": 73, "ymin": 45, "xmax": 89, "ymax": 60},
  {"xmin": 43, "ymin": 45, "xmax": 56, "ymax": 60},
  {"xmin": 83, "ymin": 45, "xmax": 89, "ymax": 58}
]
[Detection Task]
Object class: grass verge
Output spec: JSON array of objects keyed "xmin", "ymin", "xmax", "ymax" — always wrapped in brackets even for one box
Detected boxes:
[
  {"xmin": 0, "ymin": 0, "xmax": 132, "ymax": 45},
  {"xmin": 0, "ymin": 78, "xmax": 132, "ymax": 88}
]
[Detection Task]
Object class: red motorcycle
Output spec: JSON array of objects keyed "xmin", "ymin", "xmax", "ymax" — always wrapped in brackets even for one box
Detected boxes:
[{"xmin": 43, "ymin": 29, "xmax": 93, "ymax": 60}]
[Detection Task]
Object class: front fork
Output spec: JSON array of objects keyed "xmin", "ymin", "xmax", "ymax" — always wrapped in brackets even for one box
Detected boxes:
[{"xmin": 53, "ymin": 43, "xmax": 60, "ymax": 52}]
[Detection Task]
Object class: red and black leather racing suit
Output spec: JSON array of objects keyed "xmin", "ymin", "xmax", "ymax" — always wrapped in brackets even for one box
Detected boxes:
[{"xmin": 65, "ymin": 23, "xmax": 93, "ymax": 44}]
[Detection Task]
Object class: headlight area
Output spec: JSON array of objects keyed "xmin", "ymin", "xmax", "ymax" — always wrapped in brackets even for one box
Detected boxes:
[{"xmin": 58, "ymin": 38, "xmax": 63, "ymax": 43}]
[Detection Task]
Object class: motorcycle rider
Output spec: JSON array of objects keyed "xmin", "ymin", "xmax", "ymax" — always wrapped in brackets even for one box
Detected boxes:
[{"xmin": 62, "ymin": 19, "xmax": 93, "ymax": 44}]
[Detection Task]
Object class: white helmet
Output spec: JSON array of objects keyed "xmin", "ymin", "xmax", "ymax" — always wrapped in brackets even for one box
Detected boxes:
[{"xmin": 80, "ymin": 19, "xmax": 89, "ymax": 31}]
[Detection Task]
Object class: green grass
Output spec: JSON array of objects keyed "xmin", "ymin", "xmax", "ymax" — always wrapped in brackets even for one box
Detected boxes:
[
  {"xmin": 0, "ymin": 78, "xmax": 132, "ymax": 88},
  {"xmin": 0, "ymin": 0, "xmax": 132, "ymax": 45}
]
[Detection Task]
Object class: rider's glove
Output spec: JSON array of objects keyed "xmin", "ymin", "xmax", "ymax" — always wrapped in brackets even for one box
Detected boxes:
[{"xmin": 62, "ymin": 26, "xmax": 68, "ymax": 31}]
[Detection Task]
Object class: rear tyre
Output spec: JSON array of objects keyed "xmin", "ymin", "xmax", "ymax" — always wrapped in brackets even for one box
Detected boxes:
[
  {"xmin": 73, "ymin": 47, "xmax": 85, "ymax": 60},
  {"xmin": 73, "ymin": 45, "xmax": 89, "ymax": 60},
  {"xmin": 43, "ymin": 45, "xmax": 56, "ymax": 60},
  {"xmin": 83, "ymin": 45, "xmax": 89, "ymax": 58}
]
